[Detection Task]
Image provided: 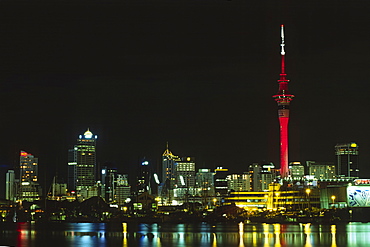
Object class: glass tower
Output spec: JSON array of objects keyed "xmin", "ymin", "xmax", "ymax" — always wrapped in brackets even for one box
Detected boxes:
[{"xmin": 68, "ymin": 129, "xmax": 97, "ymax": 192}]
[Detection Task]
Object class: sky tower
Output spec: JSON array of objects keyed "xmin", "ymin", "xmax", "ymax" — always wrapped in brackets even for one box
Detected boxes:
[{"xmin": 273, "ymin": 25, "xmax": 294, "ymax": 179}]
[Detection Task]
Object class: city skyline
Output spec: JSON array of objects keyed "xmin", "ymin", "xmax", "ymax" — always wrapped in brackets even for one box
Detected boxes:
[{"xmin": 1, "ymin": 1, "xmax": 370, "ymax": 196}]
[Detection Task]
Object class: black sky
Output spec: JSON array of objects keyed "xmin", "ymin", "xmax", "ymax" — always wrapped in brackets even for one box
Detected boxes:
[{"xmin": 0, "ymin": 0, "xmax": 370, "ymax": 196}]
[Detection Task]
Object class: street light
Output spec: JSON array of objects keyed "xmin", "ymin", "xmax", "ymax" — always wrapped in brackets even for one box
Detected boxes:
[{"xmin": 331, "ymin": 195, "xmax": 336, "ymax": 207}]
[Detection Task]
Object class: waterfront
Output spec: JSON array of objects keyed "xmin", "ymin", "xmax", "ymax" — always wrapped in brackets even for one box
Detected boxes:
[{"xmin": 1, "ymin": 222, "xmax": 370, "ymax": 246}]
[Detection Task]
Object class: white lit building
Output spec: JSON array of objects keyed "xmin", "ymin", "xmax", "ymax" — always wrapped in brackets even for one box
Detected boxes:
[{"xmin": 227, "ymin": 173, "xmax": 251, "ymax": 192}]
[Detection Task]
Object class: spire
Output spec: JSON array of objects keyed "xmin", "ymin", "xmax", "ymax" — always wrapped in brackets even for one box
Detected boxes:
[
  {"xmin": 280, "ymin": 24, "xmax": 286, "ymax": 81},
  {"xmin": 163, "ymin": 141, "xmax": 173, "ymax": 156},
  {"xmin": 280, "ymin": 24, "xmax": 285, "ymax": 56}
]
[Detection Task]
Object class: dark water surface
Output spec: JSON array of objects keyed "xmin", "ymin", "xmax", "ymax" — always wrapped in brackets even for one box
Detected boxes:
[{"xmin": 1, "ymin": 221, "xmax": 370, "ymax": 246}]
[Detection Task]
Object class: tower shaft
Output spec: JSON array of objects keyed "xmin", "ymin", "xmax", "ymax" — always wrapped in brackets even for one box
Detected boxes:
[{"xmin": 273, "ymin": 25, "xmax": 294, "ymax": 179}]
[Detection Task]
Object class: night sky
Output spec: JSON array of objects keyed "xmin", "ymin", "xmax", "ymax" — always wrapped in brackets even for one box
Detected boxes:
[{"xmin": 0, "ymin": 0, "xmax": 370, "ymax": 196}]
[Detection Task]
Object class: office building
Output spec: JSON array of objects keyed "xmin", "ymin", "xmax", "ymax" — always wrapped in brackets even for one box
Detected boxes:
[
  {"xmin": 161, "ymin": 143, "xmax": 180, "ymax": 188},
  {"xmin": 18, "ymin": 151, "xmax": 41, "ymax": 201},
  {"xmin": 5, "ymin": 170, "xmax": 15, "ymax": 201},
  {"xmin": 289, "ymin": 162, "xmax": 305, "ymax": 180},
  {"xmin": 306, "ymin": 161, "xmax": 336, "ymax": 180},
  {"xmin": 174, "ymin": 157, "xmax": 196, "ymax": 199},
  {"xmin": 195, "ymin": 169, "xmax": 215, "ymax": 197},
  {"xmin": 161, "ymin": 143, "xmax": 181, "ymax": 198},
  {"xmin": 227, "ymin": 173, "xmax": 251, "ymax": 192},
  {"xmin": 101, "ymin": 166, "xmax": 118, "ymax": 203},
  {"xmin": 115, "ymin": 174, "xmax": 131, "ymax": 206},
  {"xmin": 68, "ymin": 129, "xmax": 98, "ymax": 200},
  {"xmin": 176, "ymin": 157, "xmax": 196, "ymax": 188},
  {"xmin": 214, "ymin": 167, "xmax": 229, "ymax": 197},
  {"xmin": 137, "ymin": 160, "xmax": 151, "ymax": 194},
  {"xmin": 335, "ymin": 142, "xmax": 359, "ymax": 177}
]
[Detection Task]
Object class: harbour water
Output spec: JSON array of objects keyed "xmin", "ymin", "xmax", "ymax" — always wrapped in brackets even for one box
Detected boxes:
[{"xmin": 1, "ymin": 221, "xmax": 370, "ymax": 247}]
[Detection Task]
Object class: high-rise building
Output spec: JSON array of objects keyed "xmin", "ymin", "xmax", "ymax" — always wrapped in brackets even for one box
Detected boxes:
[
  {"xmin": 249, "ymin": 163, "xmax": 274, "ymax": 191},
  {"xmin": 137, "ymin": 160, "xmax": 151, "ymax": 194},
  {"xmin": 5, "ymin": 170, "xmax": 15, "ymax": 201},
  {"xmin": 306, "ymin": 161, "xmax": 336, "ymax": 180},
  {"xmin": 214, "ymin": 167, "xmax": 229, "ymax": 197},
  {"xmin": 68, "ymin": 129, "xmax": 98, "ymax": 200},
  {"xmin": 176, "ymin": 157, "xmax": 196, "ymax": 188},
  {"xmin": 249, "ymin": 163, "xmax": 262, "ymax": 191},
  {"xmin": 161, "ymin": 143, "xmax": 180, "ymax": 190},
  {"xmin": 272, "ymin": 25, "xmax": 294, "ymax": 179},
  {"xmin": 335, "ymin": 143, "xmax": 359, "ymax": 177},
  {"xmin": 195, "ymin": 169, "xmax": 215, "ymax": 196},
  {"xmin": 115, "ymin": 174, "xmax": 131, "ymax": 206},
  {"xmin": 101, "ymin": 166, "xmax": 118, "ymax": 203},
  {"xmin": 260, "ymin": 169, "xmax": 273, "ymax": 191},
  {"xmin": 18, "ymin": 151, "xmax": 41, "ymax": 201},
  {"xmin": 196, "ymin": 169, "xmax": 215, "ymax": 207},
  {"xmin": 174, "ymin": 157, "xmax": 196, "ymax": 199}
]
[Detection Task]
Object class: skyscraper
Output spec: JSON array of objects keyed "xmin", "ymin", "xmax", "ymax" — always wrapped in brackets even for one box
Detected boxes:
[
  {"xmin": 161, "ymin": 143, "xmax": 180, "ymax": 189},
  {"xmin": 137, "ymin": 159, "xmax": 151, "ymax": 194},
  {"xmin": 176, "ymin": 157, "xmax": 196, "ymax": 189},
  {"xmin": 214, "ymin": 167, "xmax": 229, "ymax": 198},
  {"xmin": 5, "ymin": 170, "xmax": 15, "ymax": 201},
  {"xmin": 195, "ymin": 169, "xmax": 215, "ymax": 207},
  {"xmin": 18, "ymin": 151, "xmax": 41, "ymax": 201},
  {"xmin": 335, "ymin": 142, "xmax": 359, "ymax": 177},
  {"xmin": 68, "ymin": 129, "xmax": 98, "ymax": 199},
  {"xmin": 175, "ymin": 157, "xmax": 196, "ymax": 198},
  {"xmin": 101, "ymin": 165, "xmax": 118, "ymax": 203},
  {"xmin": 272, "ymin": 25, "xmax": 294, "ymax": 179},
  {"xmin": 115, "ymin": 174, "xmax": 131, "ymax": 206}
]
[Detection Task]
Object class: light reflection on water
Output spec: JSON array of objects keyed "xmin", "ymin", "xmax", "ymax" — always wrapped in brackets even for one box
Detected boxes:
[{"xmin": 2, "ymin": 222, "xmax": 370, "ymax": 247}]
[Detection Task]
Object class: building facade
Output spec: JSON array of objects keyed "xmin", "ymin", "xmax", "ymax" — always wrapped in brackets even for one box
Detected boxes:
[
  {"xmin": 101, "ymin": 166, "xmax": 118, "ymax": 203},
  {"xmin": 335, "ymin": 142, "xmax": 359, "ymax": 178},
  {"xmin": 289, "ymin": 162, "xmax": 305, "ymax": 180},
  {"xmin": 5, "ymin": 170, "xmax": 15, "ymax": 201},
  {"xmin": 115, "ymin": 174, "xmax": 131, "ymax": 206},
  {"xmin": 68, "ymin": 129, "xmax": 98, "ymax": 200},
  {"xmin": 214, "ymin": 167, "xmax": 229, "ymax": 197},
  {"xmin": 306, "ymin": 161, "xmax": 336, "ymax": 180},
  {"xmin": 227, "ymin": 173, "xmax": 251, "ymax": 192},
  {"xmin": 137, "ymin": 160, "xmax": 151, "ymax": 194},
  {"xmin": 161, "ymin": 144, "xmax": 180, "ymax": 190},
  {"xmin": 18, "ymin": 151, "xmax": 41, "ymax": 202}
]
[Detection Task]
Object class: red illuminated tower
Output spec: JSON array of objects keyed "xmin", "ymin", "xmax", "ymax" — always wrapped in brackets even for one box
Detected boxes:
[{"xmin": 273, "ymin": 25, "xmax": 294, "ymax": 179}]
